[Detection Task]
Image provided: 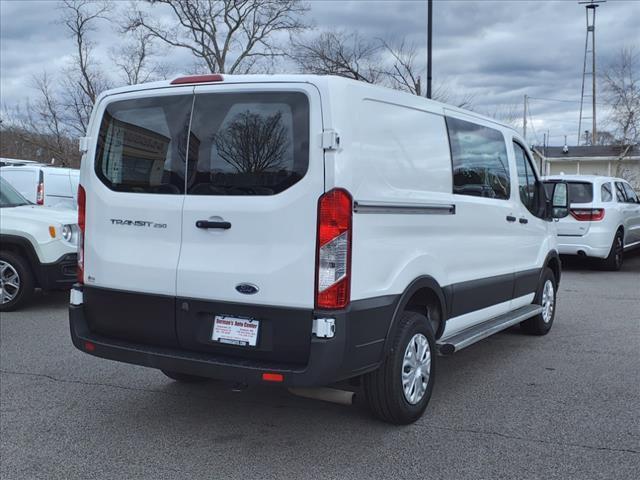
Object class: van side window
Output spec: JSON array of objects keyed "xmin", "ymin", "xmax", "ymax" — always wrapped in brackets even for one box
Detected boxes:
[
  {"xmin": 187, "ymin": 92, "xmax": 309, "ymax": 196},
  {"xmin": 600, "ymin": 182, "xmax": 613, "ymax": 202},
  {"xmin": 615, "ymin": 182, "xmax": 627, "ymax": 202},
  {"xmin": 512, "ymin": 142, "xmax": 538, "ymax": 214},
  {"xmin": 95, "ymin": 95, "xmax": 193, "ymax": 194},
  {"xmin": 445, "ymin": 117, "xmax": 510, "ymax": 200}
]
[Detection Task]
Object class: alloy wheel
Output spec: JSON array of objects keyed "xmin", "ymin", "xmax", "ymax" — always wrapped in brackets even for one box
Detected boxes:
[{"xmin": 0, "ymin": 260, "xmax": 21, "ymax": 305}]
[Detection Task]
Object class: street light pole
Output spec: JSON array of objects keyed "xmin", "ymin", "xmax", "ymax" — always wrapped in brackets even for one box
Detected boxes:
[{"xmin": 427, "ymin": 0, "xmax": 433, "ymax": 99}]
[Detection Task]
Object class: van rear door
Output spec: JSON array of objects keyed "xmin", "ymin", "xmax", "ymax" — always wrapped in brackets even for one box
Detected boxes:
[
  {"xmin": 83, "ymin": 87, "xmax": 194, "ymax": 346},
  {"xmin": 175, "ymin": 83, "xmax": 323, "ymax": 361}
]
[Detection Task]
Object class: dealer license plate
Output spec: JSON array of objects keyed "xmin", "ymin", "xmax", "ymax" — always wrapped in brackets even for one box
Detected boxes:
[{"xmin": 212, "ymin": 315, "xmax": 260, "ymax": 347}]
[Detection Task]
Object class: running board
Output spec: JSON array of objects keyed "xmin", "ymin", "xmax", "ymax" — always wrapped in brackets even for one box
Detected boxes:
[{"xmin": 437, "ymin": 305, "xmax": 543, "ymax": 355}]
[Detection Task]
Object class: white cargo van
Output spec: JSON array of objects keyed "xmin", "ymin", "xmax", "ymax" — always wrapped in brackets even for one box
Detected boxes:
[
  {"xmin": 69, "ymin": 74, "xmax": 569, "ymax": 424},
  {"xmin": 0, "ymin": 164, "xmax": 80, "ymax": 209}
]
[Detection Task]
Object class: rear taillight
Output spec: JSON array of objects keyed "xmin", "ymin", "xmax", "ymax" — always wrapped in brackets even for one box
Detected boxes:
[
  {"xmin": 316, "ymin": 189, "xmax": 352, "ymax": 310},
  {"xmin": 36, "ymin": 172, "xmax": 44, "ymax": 205},
  {"xmin": 570, "ymin": 208, "xmax": 605, "ymax": 221},
  {"xmin": 77, "ymin": 185, "xmax": 86, "ymax": 283}
]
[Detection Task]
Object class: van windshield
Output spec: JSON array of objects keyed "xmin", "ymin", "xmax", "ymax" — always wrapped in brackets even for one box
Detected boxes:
[
  {"xmin": 0, "ymin": 177, "xmax": 31, "ymax": 207},
  {"xmin": 94, "ymin": 91, "xmax": 309, "ymax": 196}
]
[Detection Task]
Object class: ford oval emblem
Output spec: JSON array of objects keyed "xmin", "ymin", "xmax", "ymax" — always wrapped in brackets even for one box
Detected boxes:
[{"xmin": 236, "ymin": 283, "xmax": 259, "ymax": 295}]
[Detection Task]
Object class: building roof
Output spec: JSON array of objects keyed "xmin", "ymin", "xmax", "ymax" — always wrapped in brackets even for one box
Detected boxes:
[{"xmin": 535, "ymin": 145, "xmax": 638, "ymax": 159}]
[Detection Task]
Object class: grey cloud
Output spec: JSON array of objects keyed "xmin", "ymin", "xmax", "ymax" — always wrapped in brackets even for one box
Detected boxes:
[{"xmin": 1, "ymin": 0, "xmax": 639, "ymax": 146}]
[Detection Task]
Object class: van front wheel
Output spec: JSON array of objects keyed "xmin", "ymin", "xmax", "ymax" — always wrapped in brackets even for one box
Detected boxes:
[
  {"xmin": 521, "ymin": 268, "xmax": 557, "ymax": 335},
  {"xmin": 364, "ymin": 311, "xmax": 436, "ymax": 424}
]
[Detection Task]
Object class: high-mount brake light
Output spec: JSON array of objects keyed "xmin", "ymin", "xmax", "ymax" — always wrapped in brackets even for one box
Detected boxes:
[
  {"xmin": 77, "ymin": 185, "xmax": 86, "ymax": 283},
  {"xmin": 315, "ymin": 188, "xmax": 353, "ymax": 310},
  {"xmin": 170, "ymin": 74, "xmax": 224, "ymax": 85},
  {"xmin": 570, "ymin": 208, "xmax": 605, "ymax": 221}
]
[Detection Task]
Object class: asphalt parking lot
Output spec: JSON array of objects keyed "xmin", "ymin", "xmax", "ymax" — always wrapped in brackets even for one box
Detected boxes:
[{"xmin": 1, "ymin": 253, "xmax": 639, "ymax": 480}]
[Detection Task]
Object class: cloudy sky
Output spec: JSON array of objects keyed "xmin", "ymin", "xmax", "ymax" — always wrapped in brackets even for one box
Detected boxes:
[{"xmin": 1, "ymin": 0, "xmax": 639, "ymax": 145}]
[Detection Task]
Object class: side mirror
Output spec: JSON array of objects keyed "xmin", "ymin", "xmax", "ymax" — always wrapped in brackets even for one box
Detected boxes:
[{"xmin": 545, "ymin": 181, "xmax": 569, "ymax": 219}]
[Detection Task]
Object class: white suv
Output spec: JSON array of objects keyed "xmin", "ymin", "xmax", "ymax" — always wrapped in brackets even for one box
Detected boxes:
[
  {"xmin": 0, "ymin": 163, "xmax": 80, "ymax": 210},
  {"xmin": 69, "ymin": 74, "xmax": 569, "ymax": 424},
  {"xmin": 544, "ymin": 175, "xmax": 640, "ymax": 270},
  {"xmin": 0, "ymin": 178, "xmax": 78, "ymax": 310}
]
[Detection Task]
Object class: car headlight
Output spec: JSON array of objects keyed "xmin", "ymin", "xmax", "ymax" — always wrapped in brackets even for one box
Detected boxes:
[{"xmin": 62, "ymin": 224, "xmax": 78, "ymax": 245}]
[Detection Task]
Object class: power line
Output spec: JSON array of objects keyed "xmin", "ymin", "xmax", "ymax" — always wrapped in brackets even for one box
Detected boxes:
[
  {"xmin": 526, "ymin": 96, "xmax": 542, "ymax": 146},
  {"xmin": 528, "ymin": 96, "xmax": 608, "ymax": 106}
]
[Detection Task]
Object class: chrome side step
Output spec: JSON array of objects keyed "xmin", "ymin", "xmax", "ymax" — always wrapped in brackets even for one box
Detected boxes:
[{"xmin": 437, "ymin": 304, "xmax": 543, "ymax": 355}]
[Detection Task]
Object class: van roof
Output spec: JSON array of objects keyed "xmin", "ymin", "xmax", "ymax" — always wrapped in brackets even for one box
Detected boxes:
[{"xmin": 96, "ymin": 74, "xmax": 519, "ymax": 135}]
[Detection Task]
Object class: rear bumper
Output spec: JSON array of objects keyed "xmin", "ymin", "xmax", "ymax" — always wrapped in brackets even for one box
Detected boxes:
[
  {"xmin": 69, "ymin": 287, "xmax": 397, "ymax": 387},
  {"xmin": 557, "ymin": 228, "xmax": 614, "ymax": 259}
]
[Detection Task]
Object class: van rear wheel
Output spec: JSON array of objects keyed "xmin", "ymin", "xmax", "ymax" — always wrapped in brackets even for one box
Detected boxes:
[
  {"xmin": 363, "ymin": 311, "xmax": 436, "ymax": 424},
  {"xmin": 161, "ymin": 370, "xmax": 209, "ymax": 383}
]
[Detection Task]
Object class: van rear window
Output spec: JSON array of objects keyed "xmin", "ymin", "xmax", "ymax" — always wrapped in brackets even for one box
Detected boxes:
[
  {"xmin": 187, "ymin": 92, "xmax": 309, "ymax": 195},
  {"xmin": 95, "ymin": 95, "xmax": 193, "ymax": 194},
  {"xmin": 94, "ymin": 92, "xmax": 309, "ymax": 196}
]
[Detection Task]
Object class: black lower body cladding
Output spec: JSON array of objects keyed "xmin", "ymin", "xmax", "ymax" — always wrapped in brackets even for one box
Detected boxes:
[{"xmin": 71, "ymin": 285, "xmax": 399, "ymax": 386}]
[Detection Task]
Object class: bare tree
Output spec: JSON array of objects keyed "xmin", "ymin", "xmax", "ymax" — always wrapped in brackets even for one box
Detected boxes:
[
  {"xmin": 127, "ymin": 0, "xmax": 309, "ymax": 74},
  {"xmin": 214, "ymin": 111, "xmax": 288, "ymax": 173},
  {"xmin": 602, "ymin": 47, "xmax": 640, "ymax": 185},
  {"xmin": 292, "ymin": 31, "xmax": 382, "ymax": 83},
  {"xmin": 381, "ymin": 39, "xmax": 424, "ymax": 95},
  {"xmin": 111, "ymin": 30, "xmax": 171, "ymax": 85},
  {"xmin": 484, "ymin": 103, "xmax": 521, "ymax": 130},
  {"xmin": 602, "ymin": 46, "xmax": 640, "ymax": 146},
  {"xmin": 0, "ymin": 100, "xmax": 80, "ymax": 167},
  {"xmin": 59, "ymin": 0, "xmax": 112, "ymax": 135}
]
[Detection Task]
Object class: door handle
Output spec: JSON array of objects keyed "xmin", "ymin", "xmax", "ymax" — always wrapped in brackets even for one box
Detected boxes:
[
  {"xmin": 506, "ymin": 215, "xmax": 517, "ymax": 223},
  {"xmin": 519, "ymin": 218, "xmax": 529, "ymax": 224},
  {"xmin": 196, "ymin": 220, "xmax": 231, "ymax": 230}
]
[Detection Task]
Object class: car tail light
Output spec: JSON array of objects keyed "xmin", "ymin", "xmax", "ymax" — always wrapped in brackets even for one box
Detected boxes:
[
  {"xmin": 316, "ymin": 189, "xmax": 352, "ymax": 309},
  {"xmin": 570, "ymin": 208, "xmax": 605, "ymax": 221},
  {"xmin": 170, "ymin": 74, "xmax": 223, "ymax": 85},
  {"xmin": 77, "ymin": 185, "xmax": 86, "ymax": 283},
  {"xmin": 36, "ymin": 171, "xmax": 44, "ymax": 205}
]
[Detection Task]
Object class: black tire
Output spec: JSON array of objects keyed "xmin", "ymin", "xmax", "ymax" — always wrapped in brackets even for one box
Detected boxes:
[
  {"xmin": 521, "ymin": 268, "xmax": 557, "ymax": 335},
  {"xmin": 0, "ymin": 251, "xmax": 35, "ymax": 312},
  {"xmin": 161, "ymin": 370, "xmax": 209, "ymax": 383},
  {"xmin": 600, "ymin": 230, "xmax": 624, "ymax": 271},
  {"xmin": 364, "ymin": 311, "xmax": 436, "ymax": 425}
]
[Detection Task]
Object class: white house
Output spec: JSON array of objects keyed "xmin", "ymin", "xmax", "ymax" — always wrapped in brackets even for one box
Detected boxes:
[{"xmin": 533, "ymin": 145, "xmax": 640, "ymax": 189}]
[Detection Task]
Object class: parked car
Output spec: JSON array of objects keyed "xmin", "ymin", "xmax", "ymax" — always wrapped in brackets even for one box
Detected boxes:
[
  {"xmin": 0, "ymin": 163, "xmax": 79, "ymax": 210},
  {"xmin": 0, "ymin": 177, "xmax": 78, "ymax": 311},
  {"xmin": 0, "ymin": 157, "xmax": 39, "ymax": 167},
  {"xmin": 544, "ymin": 175, "xmax": 640, "ymax": 270},
  {"xmin": 69, "ymin": 74, "xmax": 569, "ymax": 424}
]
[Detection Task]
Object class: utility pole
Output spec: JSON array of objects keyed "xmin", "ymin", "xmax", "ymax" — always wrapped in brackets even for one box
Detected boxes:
[
  {"xmin": 523, "ymin": 94, "xmax": 528, "ymax": 141},
  {"xmin": 426, "ymin": 0, "xmax": 433, "ymax": 99},
  {"xmin": 577, "ymin": 0, "xmax": 605, "ymax": 145}
]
